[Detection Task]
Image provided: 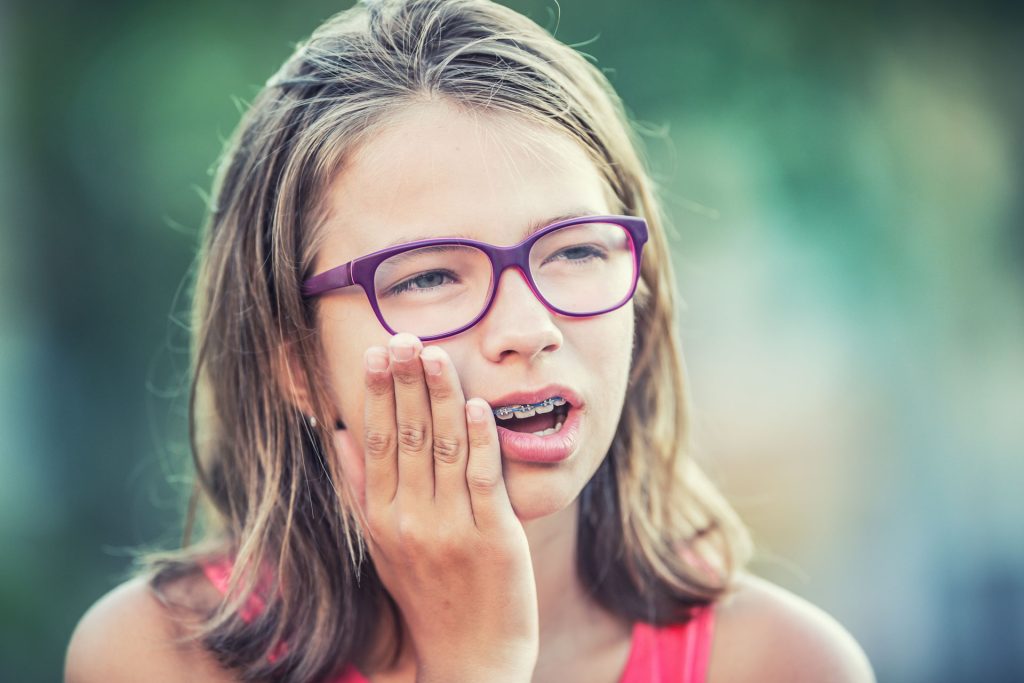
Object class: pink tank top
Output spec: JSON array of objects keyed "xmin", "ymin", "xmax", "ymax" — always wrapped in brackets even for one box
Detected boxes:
[{"xmin": 202, "ymin": 559, "xmax": 715, "ymax": 682}]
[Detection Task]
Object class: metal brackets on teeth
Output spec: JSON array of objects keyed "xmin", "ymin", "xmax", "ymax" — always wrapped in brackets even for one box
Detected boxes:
[{"xmin": 492, "ymin": 396, "xmax": 567, "ymax": 420}]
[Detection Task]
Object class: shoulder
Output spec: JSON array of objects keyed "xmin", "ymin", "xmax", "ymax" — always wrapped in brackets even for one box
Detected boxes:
[
  {"xmin": 707, "ymin": 572, "xmax": 875, "ymax": 683},
  {"xmin": 65, "ymin": 573, "xmax": 238, "ymax": 683}
]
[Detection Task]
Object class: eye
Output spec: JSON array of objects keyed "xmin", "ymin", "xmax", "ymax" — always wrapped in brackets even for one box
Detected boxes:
[
  {"xmin": 544, "ymin": 244, "xmax": 608, "ymax": 264},
  {"xmin": 383, "ymin": 269, "xmax": 460, "ymax": 297}
]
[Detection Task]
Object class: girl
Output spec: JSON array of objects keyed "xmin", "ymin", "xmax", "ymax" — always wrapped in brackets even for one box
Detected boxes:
[{"xmin": 66, "ymin": 0, "xmax": 874, "ymax": 681}]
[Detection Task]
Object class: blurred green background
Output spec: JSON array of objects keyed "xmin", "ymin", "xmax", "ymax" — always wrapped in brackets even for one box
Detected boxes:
[{"xmin": 2, "ymin": 0, "xmax": 1022, "ymax": 680}]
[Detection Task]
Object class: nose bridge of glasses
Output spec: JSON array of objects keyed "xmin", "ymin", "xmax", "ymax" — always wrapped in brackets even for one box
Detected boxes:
[
  {"xmin": 489, "ymin": 240, "xmax": 531, "ymax": 274},
  {"xmin": 488, "ymin": 242, "xmax": 544, "ymax": 304}
]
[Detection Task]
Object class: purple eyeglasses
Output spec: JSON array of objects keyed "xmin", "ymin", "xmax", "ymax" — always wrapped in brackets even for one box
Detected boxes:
[{"xmin": 302, "ymin": 214, "xmax": 648, "ymax": 341}]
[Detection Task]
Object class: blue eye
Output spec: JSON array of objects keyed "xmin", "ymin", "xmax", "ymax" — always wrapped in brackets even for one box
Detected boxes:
[
  {"xmin": 545, "ymin": 245, "xmax": 607, "ymax": 264},
  {"xmin": 385, "ymin": 269, "xmax": 459, "ymax": 296}
]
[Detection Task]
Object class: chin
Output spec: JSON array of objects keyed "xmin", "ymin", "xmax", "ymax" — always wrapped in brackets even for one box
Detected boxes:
[{"xmin": 502, "ymin": 465, "xmax": 584, "ymax": 522}]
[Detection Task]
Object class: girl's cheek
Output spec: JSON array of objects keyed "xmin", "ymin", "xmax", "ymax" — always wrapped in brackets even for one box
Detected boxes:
[{"xmin": 333, "ymin": 428, "xmax": 367, "ymax": 515}]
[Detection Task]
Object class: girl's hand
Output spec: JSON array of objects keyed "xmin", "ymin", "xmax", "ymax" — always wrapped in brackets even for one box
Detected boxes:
[{"xmin": 359, "ymin": 333, "xmax": 538, "ymax": 683}]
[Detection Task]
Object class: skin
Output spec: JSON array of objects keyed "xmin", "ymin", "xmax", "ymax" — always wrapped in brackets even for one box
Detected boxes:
[
  {"xmin": 64, "ymin": 100, "xmax": 876, "ymax": 683},
  {"xmin": 315, "ymin": 100, "xmax": 636, "ymax": 681},
  {"xmin": 317, "ymin": 102, "xmax": 635, "ymax": 526}
]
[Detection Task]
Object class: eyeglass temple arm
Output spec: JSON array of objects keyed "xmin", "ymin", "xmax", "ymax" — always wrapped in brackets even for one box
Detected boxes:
[{"xmin": 302, "ymin": 262, "xmax": 354, "ymax": 298}]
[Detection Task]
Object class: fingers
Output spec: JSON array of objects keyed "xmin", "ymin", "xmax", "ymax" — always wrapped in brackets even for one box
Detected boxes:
[
  {"xmin": 464, "ymin": 398, "xmax": 514, "ymax": 531},
  {"xmin": 419, "ymin": 345, "xmax": 472, "ymax": 517},
  {"xmin": 387, "ymin": 334, "xmax": 435, "ymax": 501},
  {"xmin": 362, "ymin": 346, "xmax": 398, "ymax": 508},
  {"xmin": 361, "ymin": 333, "xmax": 510, "ymax": 534}
]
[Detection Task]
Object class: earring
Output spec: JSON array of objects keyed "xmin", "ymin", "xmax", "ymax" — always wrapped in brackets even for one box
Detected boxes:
[{"xmin": 307, "ymin": 415, "xmax": 318, "ymax": 428}]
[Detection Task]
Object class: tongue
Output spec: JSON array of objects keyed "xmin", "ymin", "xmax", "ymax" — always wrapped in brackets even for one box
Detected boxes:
[{"xmin": 500, "ymin": 412, "xmax": 557, "ymax": 433}]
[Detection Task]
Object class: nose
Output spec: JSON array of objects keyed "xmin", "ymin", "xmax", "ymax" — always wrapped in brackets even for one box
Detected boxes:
[{"xmin": 477, "ymin": 267, "xmax": 563, "ymax": 363}]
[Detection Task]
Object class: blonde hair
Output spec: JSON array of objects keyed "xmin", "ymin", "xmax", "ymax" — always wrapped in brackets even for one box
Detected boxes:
[{"xmin": 148, "ymin": 1, "xmax": 752, "ymax": 680}]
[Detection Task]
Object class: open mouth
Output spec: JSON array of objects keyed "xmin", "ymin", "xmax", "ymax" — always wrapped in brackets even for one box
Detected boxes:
[{"xmin": 492, "ymin": 397, "xmax": 571, "ymax": 437}]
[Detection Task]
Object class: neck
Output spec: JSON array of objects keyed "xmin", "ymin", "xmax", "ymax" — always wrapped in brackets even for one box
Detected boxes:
[
  {"xmin": 523, "ymin": 501, "xmax": 585, "ymax": 637},
  {"xmin": 523, "ymin": 500, "xmax": 629, "ymax": 658}
]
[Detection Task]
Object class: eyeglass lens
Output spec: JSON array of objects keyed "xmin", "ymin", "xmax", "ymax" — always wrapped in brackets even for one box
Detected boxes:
[{"xmin": 371, "ymin": 221, "xmax": 636, "ymax": 338}]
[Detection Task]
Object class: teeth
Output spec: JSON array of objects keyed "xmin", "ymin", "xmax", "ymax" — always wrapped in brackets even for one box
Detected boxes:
[
  {"xmin": 531, "ymin": 416, "xmax": 566, "ymax": 437},
  {"xmin": 492, "ymin": 395, "xmax": 569, "ymax": 419}
]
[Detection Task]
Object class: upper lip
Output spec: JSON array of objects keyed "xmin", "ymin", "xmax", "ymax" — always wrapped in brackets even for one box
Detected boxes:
[{"xmin": 485, "ymin": 384, "xmax": 583, "ymax": 410}]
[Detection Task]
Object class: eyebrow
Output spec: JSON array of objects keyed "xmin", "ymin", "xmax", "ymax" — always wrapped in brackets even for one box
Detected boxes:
[
  {"xmin": 375, "ymin": 244, "xmax": 469, "ymax": 266},
  {"xmin": 380, "ymin": 209, "xmax": 603, "ymax": 249}
]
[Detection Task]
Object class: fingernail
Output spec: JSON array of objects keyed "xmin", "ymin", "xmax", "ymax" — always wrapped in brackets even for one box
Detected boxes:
[
  {"xmin": 422, "ymin": 355, "xmax": 442, "ymax": 376},
  {"xmin": 420, "ymin": 347, "xmax": 444, "ymax": 376},
  {"xmin": 466, "ymin": 401, "xmax": 487, "ymax": 422},
  {"xmin": 391, "ymin": 344, "xmax": 414, "ymax": 361},
  {"xmin": 365, "ymin": 348, "xmax": 388, "ymax": 372},
  {"xmin": 389, "ymin": 334, "xmax": 419, "ymax": 361}
]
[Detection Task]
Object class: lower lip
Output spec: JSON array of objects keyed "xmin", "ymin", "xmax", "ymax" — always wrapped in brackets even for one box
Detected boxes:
[{"xmin": 495, "ymin": 407, "xmax": 582, "ymax": 463}]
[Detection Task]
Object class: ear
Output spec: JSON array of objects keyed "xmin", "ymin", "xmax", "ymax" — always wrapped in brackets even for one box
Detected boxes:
[
  {"xmin": 274, "ymin": 341, "xmax": 316, "ymax": 416},
  {"xmin": 276, "ymin": 342, "xmax": 366, "ymax": 510},
  {"xmin": 276, "ymin": 341, "xmax": 349, "ymax": 428}
]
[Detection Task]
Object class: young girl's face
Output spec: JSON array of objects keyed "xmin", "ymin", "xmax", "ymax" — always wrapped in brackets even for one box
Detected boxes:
[{"xmin": 314, "ymin": 101, "xmax": 634, "ymax": 521}]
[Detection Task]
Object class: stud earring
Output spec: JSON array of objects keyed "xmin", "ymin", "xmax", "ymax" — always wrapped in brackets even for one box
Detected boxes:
[{"xmin": 307, "ymin": 415, "xmax": 318, "ymax": 428}]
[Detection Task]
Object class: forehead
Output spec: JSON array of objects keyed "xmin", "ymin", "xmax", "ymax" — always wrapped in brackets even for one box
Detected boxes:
[{"xmin": 315, "ymin": 102, "xmax": 613, "ymax": 269}]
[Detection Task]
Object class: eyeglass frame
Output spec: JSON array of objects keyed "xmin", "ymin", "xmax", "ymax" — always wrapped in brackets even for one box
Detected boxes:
[{"xmin": 301, "ymin": 214, "xmax": 649, "ymax": 342}]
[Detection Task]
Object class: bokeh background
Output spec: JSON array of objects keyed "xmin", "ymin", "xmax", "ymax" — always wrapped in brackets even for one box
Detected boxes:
[{"xmin": 2, "ymin": 0, "xmax": 1022, "ymax": 680}]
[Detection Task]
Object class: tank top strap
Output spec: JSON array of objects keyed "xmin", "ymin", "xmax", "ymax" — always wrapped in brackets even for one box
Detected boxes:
[
  {"xmin": 619, "ymin": 604, "xmax": 716, "ymax": 683},
  {"xmin": 200, "ymin": 556, "xmax": 270, "ymax": 624},
  {"xmin": 200, "ymin": 558, "xmax": 369, "ymax": 682}
]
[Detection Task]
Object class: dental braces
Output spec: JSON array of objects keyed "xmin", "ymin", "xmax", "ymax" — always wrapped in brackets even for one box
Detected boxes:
[{"xmin": 492, "ymin": 396, "xmax": 567, "ymax": 420}]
